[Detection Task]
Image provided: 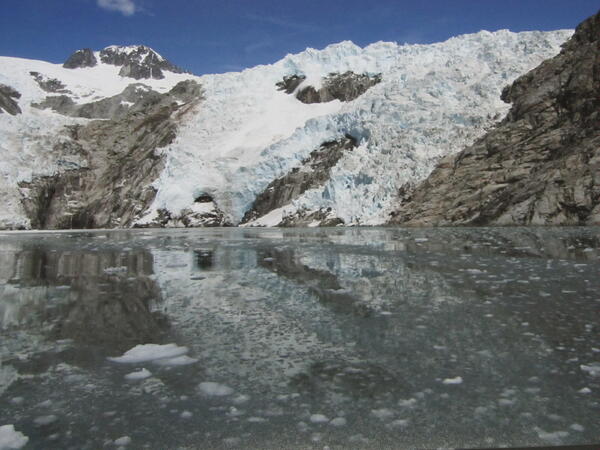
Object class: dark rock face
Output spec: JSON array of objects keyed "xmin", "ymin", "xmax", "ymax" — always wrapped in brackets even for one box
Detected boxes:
[
  {"xmin": 63, "ymin": 48, "xmax": 97, "ymax": 69},
  {"xmin": 279, "ymin": 207, "xmax": 344, "ymax": 227},
  {"xmin": 29, "ymin": 71, "xmax": 71, "ymax": 94},
  {"xmin": 99, "ymin": 45, "xmax": 185, "ymax": 80},
  {"xmin": 33, "ymin": 83, "xmax": 163, "ymax": 119},
  {"xmin": 242, "ymin": 134, "xmax": 357, "ymax": 224},
  {"xmin": 0, "ymin": 83, "xmax": 22, "ymax": 115},
  {"xmin": 19, "ymin": 80, "xmax": 204, "ymax": 229},
  {"xmin": 32, "ymin": 80, "xmax": 204, "ymax": 120},
  {"xmin": 390, "ymin": 11, "xmax": 600, "ymax": 227},
  {"xmin": 137, "ymin": 204, "xmax": 231, "ymax": 228},
  {"xmin": 277, "ymin": 71, "xmax": 381, "ymax": 104}
]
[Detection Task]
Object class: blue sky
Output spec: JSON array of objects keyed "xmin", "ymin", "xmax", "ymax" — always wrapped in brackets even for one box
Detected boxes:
[{"xmin": 0, "ymin": 0, "xmax": 598, "ymax": 74}]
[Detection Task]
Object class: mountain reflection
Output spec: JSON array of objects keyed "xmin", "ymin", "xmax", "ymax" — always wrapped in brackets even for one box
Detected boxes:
[{"xmin": 0, "ymin": 241, "xmax": 166, "ymax": 351}]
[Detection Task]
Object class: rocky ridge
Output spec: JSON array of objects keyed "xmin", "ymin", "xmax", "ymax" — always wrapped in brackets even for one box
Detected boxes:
[
  {"xmin": 0, "ymin": 84, "xmax": 21, "ymax": 115},
  {"xmin": 63, "ymin": 45, "xmax": 185, "ymax": 80},
  {"xmin": 18, "ymin": 80, "xmax": 204, "ymax": 229},
  {"xmin": 277, "ymin": 71, "xmax": 382, "ymax": 103},
  {"xmin": 390, "ymin": 11, "xmax": 600, "ymax": 226},
  {"xmin": 242, "ymin": 135, "xmax": 357, "ymax": 225}
]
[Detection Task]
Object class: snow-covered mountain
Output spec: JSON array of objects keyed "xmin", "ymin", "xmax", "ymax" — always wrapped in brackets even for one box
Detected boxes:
[{"xmin": 0, "ymin": 30, "xmax": 572, "ymax": 230}]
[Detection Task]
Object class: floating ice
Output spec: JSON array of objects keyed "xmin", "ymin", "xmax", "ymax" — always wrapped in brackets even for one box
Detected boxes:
[
  {"xmin": 0, "ymin": 425, "xmax": 28, "ymax": 450},
  {"xmin": 114, "ymin": 436, "xmax": 132, "ymax": 446},
  {"xmin": 329, "ymin": 417, "xmax": 347, "ymax": 427},
  {"xmin": 124, "ymin": 368, "xmax": 152, "ymax": 380},
  {"xmin": 580, "ymin": 363, "xmax": 600, "ymax": 377},
  {"xmin": 231, "ymin": 394, "xmax": 250, "ymax": 404},
  {"xmin": 198, "ymin": 382, "xmax": 234, "ymax": 396},
  {"xmin": 442, "ymin": 376, "xmax": 463, "ymax": 385},
  {"xmin": 578, "ymin": 387, "xmax": 591, "ymax": 394},
  {"xmin": 247, "ymin": 417, "xmax": 267, "ymax": 423},
  {"xmin": 152, "ymin": 355, "xmax": 198, "ymax": 366},
  {"xmin": 108, "ymin": 343, "xmax": 189, "ymax": 364},
  {"xmin": 180, "ymin": 411, "xmax": 193, "ymax": 419},
  {"xmin": 33, "ymin": 415, "xmax": 57, "ymax": 426},
  {"xmin": 371, "ymin": 408, "xmax": 395, "ymax": 420},
  {"xmin": 309, "ymin": 414, "xmax": 329, "ymax": 424}
]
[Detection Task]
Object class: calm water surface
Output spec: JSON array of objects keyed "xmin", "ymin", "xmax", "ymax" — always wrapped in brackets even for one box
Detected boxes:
[{"xmin": 0, "ymin": 227, "xmax": 599, "ymax": 449}]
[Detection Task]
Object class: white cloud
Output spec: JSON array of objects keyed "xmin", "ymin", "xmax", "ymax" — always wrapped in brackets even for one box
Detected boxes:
[{"xmin": 97, "ymin": 0, "xmax": 137, "ymax": 16}]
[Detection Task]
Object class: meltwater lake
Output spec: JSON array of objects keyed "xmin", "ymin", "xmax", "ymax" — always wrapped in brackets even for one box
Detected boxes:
[{"xmin": 0, "ymin": 227, "xmax": 599, "ymax": 449}]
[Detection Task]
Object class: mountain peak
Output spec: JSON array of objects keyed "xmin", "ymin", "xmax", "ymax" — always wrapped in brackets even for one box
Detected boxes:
[{"xmin": 62, "ymin": 45, "xmax": 186, "ymax": 80}]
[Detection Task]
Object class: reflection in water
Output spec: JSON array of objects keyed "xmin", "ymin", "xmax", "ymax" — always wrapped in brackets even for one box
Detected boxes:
[
  {"xmin": 0, "ymin": 240, "xmax": 166, "ymax": 352},
  {"xmin": 0, "ymin": 227, "xmax": 599, "ymax": 449}
]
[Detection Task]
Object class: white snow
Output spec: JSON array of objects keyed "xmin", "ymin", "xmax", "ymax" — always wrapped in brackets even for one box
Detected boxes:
[
  {"xmin": 0, "ymin": 425, "xmax": 28, "ymax": 450},
  {"xmin": 124, "ymin": 368, "xmax": 152, "ymax": 380},
  {"xmin": 197, "ymin": 381, "xmax": 234, "ymax": 396},
  {"xmin": 107, "ymin": 343, "xmax": 189, "ymax": 364},
  {"xmin": 0, "ymin": 30, "xmax": 572, "ymax": 229}
]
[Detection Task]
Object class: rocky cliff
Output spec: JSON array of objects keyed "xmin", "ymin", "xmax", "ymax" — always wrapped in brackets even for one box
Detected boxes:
[
  {"xmin": 19, "ymin": 80, "xmax": 204, "ymax": 229},
  {"xmin": 390, "ymin": 11, "xmax": 600, "ymax": 226}
]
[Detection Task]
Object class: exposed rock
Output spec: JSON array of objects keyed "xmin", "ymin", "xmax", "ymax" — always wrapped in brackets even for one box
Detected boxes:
[
  {"xmin": 32, "ymin": 83, "xmax": 163, "ymax": 119},
  {"xmin": 63, "ymin": 48, "xmax": 97, "ymax": 69},
  {"xmin": 278, "ymin": 207, "xmax": 344, "ymax": 227},
  {"xmin": 29, "ymin": 71, "xmax": 71, "ymax": 94},
  {"xmin": 390, "ymin": 11, "xmax": 600, "ymax": 227},
  {"xmin": 18, "ymin": 80, "xmax": 204, "ymax": 229},
  {"xmin": 242, "ymin": 134, "xmax": 357, "ymax": 224},
  {"xmin": 0, "ymin": 83, "xmax": 22, "ymax": 115},
  {"xmin": 277, "ymin": 71, "xmax": 381, "ymax": 103},
  {"xmin": 137, "ymin": 202, "xmax": 232, "ymax": 228},
  {"xmin": 99, "ymin": 45, "xmax": 185, "ymax": 80}
]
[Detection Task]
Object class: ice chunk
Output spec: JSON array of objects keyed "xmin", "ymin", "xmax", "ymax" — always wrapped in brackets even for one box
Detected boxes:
[
  {"xmin": 371, "ymin": 408, "xmax": 394, "ymax": 420},
  {"xmin": 442, "ymin": 376, "xmax": 463, "ymax": 385},
  {"xmin": 580, "ymin": 363, "xmax": 600, "ymax": 377},
  {"xmin": 198, "ymin": 382, "xmax": 234, "ymax": 396},
  {"xmin": 124, "ymin": 368, "xmax": 152, "ymax": 380},
  {"xmin": 329, "ymin": 417, "xmax": 347, "ymax": 427},
  {"xmin": 309, "ymin": 414, "xmax": 329, "ymax": 424},
  {"xmin": 114, "ymin": 436, "xmax": 132, "ymax": 446},
  {"xmin": 578, "ymin": 387, "xmax": 591, "ymax": 394},
  {"xmin": 108, "ymin": 344, "xmax": 188, "ymax": 364},
  {"xmin": 180, "ymin": 411, "xmax": 193, "ymax": 419},
  {"xmin": 153, "ymin": 355, "xmax": 198, "ymax": 366},
  {"xmin": 0, "ymin": 425, "xmax": 28, "ymax": 449},
  {"xmin": 33, "ymin": 415, "xmax": 57, "ymax": 426}
]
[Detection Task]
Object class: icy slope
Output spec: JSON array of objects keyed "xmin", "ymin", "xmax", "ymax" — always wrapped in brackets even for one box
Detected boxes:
[
  {"xmin": 0, "ymin": 30, "xmax": 572, "ymax": 229},
  {"xmin": 146, "ymin": 30, "xmax": 572, "ymax": 226},
  {"xmin": 0, "ymin": 52, "xmax": 194, "ymax": 229}
]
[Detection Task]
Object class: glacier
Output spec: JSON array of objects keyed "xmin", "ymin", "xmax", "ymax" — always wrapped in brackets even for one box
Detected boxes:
[{"xmin": 0, "ymin": 30, "xmax": 572, "ymax": 229}]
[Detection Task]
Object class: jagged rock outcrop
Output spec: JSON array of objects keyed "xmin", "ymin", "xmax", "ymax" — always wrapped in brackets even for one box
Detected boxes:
[
  {"xmin": 0, "ymin": 83, "xmax": 21, "ymax": 115},
  {"xmin": 99, "ymin": 45, "xmax": 185, "ymax": 80},
  {"xmin": 18, "ymin": 80, "xmax": 204, "ymax": 229},
  {"xmin": 279, "ymin": 207, "xmax": 344, "ymax": 227},
  {"xmin": 242, "ymin": 135, "xmax": 357, "ymax": 224},
  {"xmin": 390, "ymin": 11, "xmax": 600, "ymax": 227},
  {"xmin": 33, "ymin": 83, "xmax": 164, "ymax": 119},
  {"xmin": 29, "ymin": 71, "xmax": 70, "ymax": 94},
  {"xmin": 277, "ymin": 71, "xmax": 381, "ymax": 103},
  {"xmin": 63, "ymin": 48, "xmax": 97, "ymax": 69}
]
